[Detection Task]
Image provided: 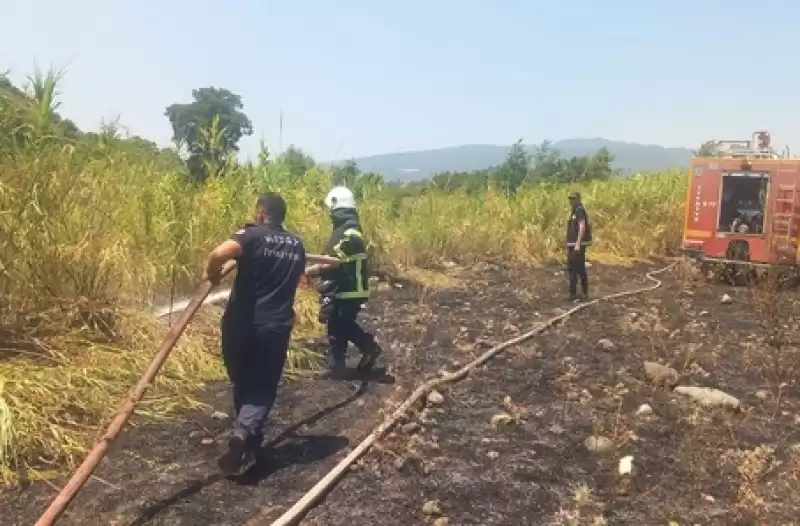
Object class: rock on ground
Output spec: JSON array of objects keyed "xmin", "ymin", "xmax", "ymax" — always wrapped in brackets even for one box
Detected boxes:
[
  {"xmin": 643, "ymin": 361, "xmax": 680, "ymax": 388},
  {"xmin": 674, "ymin": 386, "xmax": 741, "ymax": 410},
  {"xmin": 423, "ymin": 500, "xmax": 443, "ymax": 516},
  {"xmin": 427, "ymin": 390, "xmax": 444, "ymax": 405}
]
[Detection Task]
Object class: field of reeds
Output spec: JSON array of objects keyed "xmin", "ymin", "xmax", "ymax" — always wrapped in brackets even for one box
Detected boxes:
[{"xmin": 0, "ymin": 71, "xmax": 688, "ymax": 484}]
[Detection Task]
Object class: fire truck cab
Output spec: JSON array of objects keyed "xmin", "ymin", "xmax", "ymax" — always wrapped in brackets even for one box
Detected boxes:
[{"xmin": 682, "ymin": 131, "xmax": 800, "ymax": 267}]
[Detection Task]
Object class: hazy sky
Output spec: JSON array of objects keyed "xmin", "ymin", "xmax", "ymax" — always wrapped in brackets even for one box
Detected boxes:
[{"xmin": 2, "ymin": 0, "xmax": 799, "ymax": 161}]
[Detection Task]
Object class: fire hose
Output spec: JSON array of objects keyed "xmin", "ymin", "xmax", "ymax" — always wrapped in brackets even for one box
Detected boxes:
[
  {"xmin": 257, "ymin": 261, "xmax": 678, "ymax": 526},
  {"xmin": 34, "ymin": 253, "xmax": 342, "ymax": 526}
]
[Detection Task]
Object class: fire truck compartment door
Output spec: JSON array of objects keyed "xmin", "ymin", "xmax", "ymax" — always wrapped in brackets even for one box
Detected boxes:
[{"xmin": 686, "ymin": 165, "xmax": 721, "ymax": 236}]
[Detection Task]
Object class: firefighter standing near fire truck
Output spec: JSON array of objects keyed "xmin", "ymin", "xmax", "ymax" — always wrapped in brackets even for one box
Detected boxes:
[
  {"xmin": 306, "ymin": 186, "xmax": 382, "ymax": 378},
  {"xmin": 566, "ymin": 191, "xmax": 592, "ymax": 301}
]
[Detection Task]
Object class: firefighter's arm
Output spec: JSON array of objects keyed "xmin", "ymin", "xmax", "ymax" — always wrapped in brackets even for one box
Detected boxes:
[
  {"xmin": 315, "ymin": 233, "xmax": 356, "ymax": 279},
  {"xmin": 306, "ymin": 263, "xmax": 336, "ymax": 277},
  {"xmin": 305, "ymin": 254, "xmax": 342, "ymax": 277},
  {"xmin": 205, "ymin": 239, "xmax": 243, "ymax": 285},
  {"xmin": 574, "ymin": 207, "xmax": 587, "ymax": 245},
  {"xmin": 576, "ymin": 219, "xmax": 585, "ymax": 245},
  {"xmin": 204, "ymin": 225, "xmax": 259, "ymax": 284},
  {"xmin": 307, "ymin": 254, "xmax": 342, "ymax": 266}
]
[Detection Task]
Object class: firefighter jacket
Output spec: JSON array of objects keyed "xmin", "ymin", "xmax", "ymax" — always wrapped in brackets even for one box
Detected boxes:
[{"xmin": 317, "ymin": 208, "xmax": 370, "ymax": 301}]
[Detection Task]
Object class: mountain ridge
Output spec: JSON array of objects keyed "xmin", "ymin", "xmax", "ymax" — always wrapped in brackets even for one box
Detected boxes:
[{"xmin": 328, "ymin": 138, "xmax": 694, "ymax": 181}]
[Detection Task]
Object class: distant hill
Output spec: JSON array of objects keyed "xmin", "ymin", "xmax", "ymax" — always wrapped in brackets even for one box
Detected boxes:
[{"xmin": 329, "ymin": 138, "xmax": 693, "ymax": 181}]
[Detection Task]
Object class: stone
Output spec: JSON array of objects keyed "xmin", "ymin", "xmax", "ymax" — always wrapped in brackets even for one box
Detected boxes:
[
  {"xmin": 427, "ymin": 390, "xmax": 444, "ymax": 405},
  {"xmin": 423, "ymin": 500, "xmax": 442, "ymax": 516},
  {"xmin": 643, "ymin": 361, "xmax": 680, "ymax": 388},
  {"xmin": 491, "ymin": 413, "xmax": 515, "ymax": 427},
  {"xmin": 674, "ymin": 386, "xmax": 741, "ymax": 410},
  {"xmin": 618, "ymin": 455, "xmax": 634, "ymax": 475}
]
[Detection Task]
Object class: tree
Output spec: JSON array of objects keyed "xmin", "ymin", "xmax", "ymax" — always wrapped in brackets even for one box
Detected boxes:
[
  {"xmin": 573, "ymin": 147, "xmax": 614, "ymax": 182},
  {"xmin": 494, "ymin": 138, "xmax": 530, "ymax": 194},
  {"xmin": 429, "ymin": 169, "xmax": 490, "ymax": 193},
  {"xmin": 330, "ymin": 159, "xmax": 385, "ymax": 199},
  {"xmin": 165, "ymin": 87, "xmax": 253, "ymax": 182},
  {"xmin": 694, "ymin": 140, "xmax": 722, "ymax": 157},
  {"xmin": 529, "ymin": 140, "xmax": 563, "ymax": 181},
  {"xmin": 332, "ymin": 159, "xmax": 361, "ymax": 188},
  {"xmin": 277, "ymin": 145, "xmax": 316, "ymax": 177}
]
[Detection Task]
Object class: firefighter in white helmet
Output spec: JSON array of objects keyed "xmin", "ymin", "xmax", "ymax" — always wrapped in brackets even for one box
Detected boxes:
[{"xmin": 307, "ymin": 185, "xmax": 382, "ymax": 377}]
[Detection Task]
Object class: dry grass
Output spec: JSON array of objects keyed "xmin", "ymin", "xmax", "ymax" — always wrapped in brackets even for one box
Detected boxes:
[{"xmin": 0, "ymin": 288, "xmax": 324, "ymax": 484}]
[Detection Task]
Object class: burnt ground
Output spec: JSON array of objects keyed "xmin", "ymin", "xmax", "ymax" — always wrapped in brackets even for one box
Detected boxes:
[{"xmin": 4, "ymin": 261, "xmax": 800, "ymax": 525}]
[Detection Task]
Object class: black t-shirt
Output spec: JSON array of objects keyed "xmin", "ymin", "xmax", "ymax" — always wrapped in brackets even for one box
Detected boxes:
[
  {"xmin": 566, "ymin": 205, "xmax": 592, "ymax": 245},
  {"xmin": 224, "ymin": 223, "xmax": 306, "ymax": 327}
]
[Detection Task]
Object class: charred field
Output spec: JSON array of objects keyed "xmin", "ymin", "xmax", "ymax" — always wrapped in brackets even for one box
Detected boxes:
[{"xmin": 3, "ymin": 261, "xmax": 800, "ymax": 526}]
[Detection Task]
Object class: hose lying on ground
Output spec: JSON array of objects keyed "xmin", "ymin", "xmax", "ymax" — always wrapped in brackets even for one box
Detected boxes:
[{"xmin": 261, "ymin": 261, "xmax": 678, "ymax": 526}]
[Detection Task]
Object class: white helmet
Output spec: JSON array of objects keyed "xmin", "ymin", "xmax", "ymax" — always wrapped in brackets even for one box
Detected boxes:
[{"xmin": 324, "ymin": 186, "xmax": 357, "ymax": 210}]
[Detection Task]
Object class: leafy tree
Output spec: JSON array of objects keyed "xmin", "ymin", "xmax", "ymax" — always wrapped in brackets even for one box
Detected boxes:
[
  {"xmin": 429, "ymin": 169, "xmax": 491, "ymax": 193},
  {"xmin": 164, "ymin": 87, "xmax": 253, "ymax": 182},
  {"xmin": 330, "ymin": 159, "xmax": 385, "ymax": 199},
  {"xmin": 332, "ymin": 159, "xmax": 361, "ymax": 188},
  {"xmin": 277, "ymin": 145, "xmax": 316, "ymax": 177},
  {"xmin": 426, "ymin": 140, "xmax": 616, "ymax": 193},
  {"xmin": 494, "ymin": 138, "xmax": 531, "ymax": 194},
  {"xmin": 529, "ymin": 140, "xmax": 564, "ymax": 181},
  {"xmin": 694, "ymin": 140, "xmax": 722, "ymax": 157},
  {"xmin": 352, "ymin": 171, "xmax": 384, "ymax": 200},
  {"xmin": 561, "ymin": 147, "xmax": 615, "ymax": 182}
]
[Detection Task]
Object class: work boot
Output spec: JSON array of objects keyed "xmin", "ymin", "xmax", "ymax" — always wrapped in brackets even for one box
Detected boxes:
[
  {"xmin": 356, "ymin": 338, "xmax": 383, "ymax": 372},
  {"xmin": 217, "ymin": 431, "xmax": 255, "ymax": 474}
]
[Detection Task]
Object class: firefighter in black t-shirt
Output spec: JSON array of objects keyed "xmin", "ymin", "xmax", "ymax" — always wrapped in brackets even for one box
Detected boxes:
[
  {"xmin": 565, "ymin": 191, "xmax": 592, "ymax": 301},
  {"xmin": 204, "ymin": 192, "xmax": 307, "ymax": 474}
]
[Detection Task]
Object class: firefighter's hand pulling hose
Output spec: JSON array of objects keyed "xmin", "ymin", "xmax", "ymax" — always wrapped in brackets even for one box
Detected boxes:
[{"xmin": 260, "ymin": 261, "xmax": 678, "ymax": 526}]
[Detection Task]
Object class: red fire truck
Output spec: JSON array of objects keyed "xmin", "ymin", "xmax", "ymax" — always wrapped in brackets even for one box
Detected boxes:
[{"xmin": 682, "ymin": 131, "xmax": 800, "ymax": 274}]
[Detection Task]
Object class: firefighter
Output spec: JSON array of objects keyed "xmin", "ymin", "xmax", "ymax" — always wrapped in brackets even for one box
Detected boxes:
[
  {"xmin": 566, "ymin": 191, "xmax": 592, "ymax": 301},
  {"xmin": 204, "ymin": 192, "xmax": 307, "ymax": 474},
  {"xmin": 307, "ymin": 186, "xmax": 382, "ymax": 378}
]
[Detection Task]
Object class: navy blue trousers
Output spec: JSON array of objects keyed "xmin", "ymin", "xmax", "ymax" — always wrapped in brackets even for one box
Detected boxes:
[
  {"xmin": 320, "ymin": 299, "xmax": 373, "ymax": 368},
  {"xmin": 221, "ymin": 319, "xmax": 290, "ymax": 449},
  {"xmin": 567, "ymin": 246, "xmax": 588, "ymax": 296}
]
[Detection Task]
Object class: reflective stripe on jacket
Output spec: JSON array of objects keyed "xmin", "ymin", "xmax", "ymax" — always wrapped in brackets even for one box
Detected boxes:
[{"xmin": 318, "ymin": 209, "xmax": 370, "ymax": 301}]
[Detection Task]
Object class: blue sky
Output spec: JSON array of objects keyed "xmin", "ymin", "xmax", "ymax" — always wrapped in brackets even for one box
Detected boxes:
[{"xmin": 2, "ymin": 0, "xmax": 799, "ymax": 161}]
